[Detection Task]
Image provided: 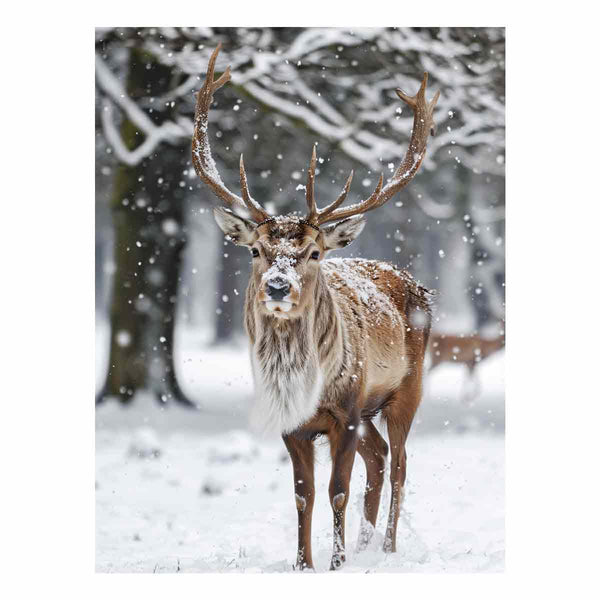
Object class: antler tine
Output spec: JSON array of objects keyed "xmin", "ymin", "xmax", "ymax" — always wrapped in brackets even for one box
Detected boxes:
[
  {"xmin": 305, "ymin": 145, "xmax": 318, "ymax": 222},
  {"xmin": 395, "ymin": 71, "xmax": 428, "ymax": 108},
  {"xmin": 240, "ymin": 155, "xmax": 270, "ymax": 222},
  {"xmin": 373, "ymin": 72, "xmax": 440, "ymax": 206},
  {"xmin": 302, "ymin": 148, "xmax": 356, "ymax": 225},
  {"xmin": 314, "ymin": 170, "xmax": 354, "ymax": 223},
  {"xmin": 316, "ymin": 72, "xmax": 439, "ymax": 226},
  {"xmin": 315, "ymin": 173, "xmax": 384, "ymax": 226},
  {"xmin": 192, "ymin": 43, "xmax": 269, "ymax": 222}
]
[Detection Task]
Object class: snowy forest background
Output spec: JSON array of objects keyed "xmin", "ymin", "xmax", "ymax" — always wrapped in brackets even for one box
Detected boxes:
[{"xmin": 95, "ymin": 27, "xmax": 505, "ymax": 573}]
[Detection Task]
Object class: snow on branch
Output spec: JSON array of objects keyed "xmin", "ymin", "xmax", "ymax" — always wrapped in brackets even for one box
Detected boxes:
[
  {"xmin": 96, "ymin": 27, "xmax": 505, "ymax": 178},
  {"xmin": 95, "ymin": 55, "xmax": 191, "ymax": 165},
  {"xmin": 244, "ymin": 80, "xmax": 355, "ymax": 141}
]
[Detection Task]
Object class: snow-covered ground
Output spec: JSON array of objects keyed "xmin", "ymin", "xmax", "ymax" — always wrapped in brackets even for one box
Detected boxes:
[{"xmin": 96, "ymin": 326, "xmax": 504, "ymax": 573}]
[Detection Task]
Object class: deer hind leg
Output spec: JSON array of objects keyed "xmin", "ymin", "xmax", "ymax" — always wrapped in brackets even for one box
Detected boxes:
[
  {"xmin": 282, "ymin": 434, "xmax": 315, "ymax": 570},
  {"xmin": 383, "ymin": 374, "xmax": 423, "ymax": 553},
  {"xmin": 327, "ymin": 418, "xmax": 359, "ymax": 570},
  {"xmin": 471, "ymin": 364, "xmax": 482, "ymax": 402},
  {"xmin": 356, "ymin": 420, "xmax": 389, "ymax": 551},
  {"xmin": 462, "ymin": 362, "xmax": 479, "ymax": 405}
]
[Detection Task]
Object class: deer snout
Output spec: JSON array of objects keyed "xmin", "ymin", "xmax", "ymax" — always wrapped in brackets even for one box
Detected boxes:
[{"xmin": 266, "ymin": 277, "xmax": 291, "ymax": 301}]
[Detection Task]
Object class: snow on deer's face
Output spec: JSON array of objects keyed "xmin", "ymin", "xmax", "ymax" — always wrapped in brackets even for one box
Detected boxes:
[
  {"xmin": 250, "ymin": 217, "xmax": 323, "ymax": 320},
  {"xmin": 212, "ymin": 210, "xmax": 323, "ymax": 319}
]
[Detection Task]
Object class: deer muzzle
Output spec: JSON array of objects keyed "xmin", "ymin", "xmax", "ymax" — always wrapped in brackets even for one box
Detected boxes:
[
  {"xmin": 266, "ymin": 277, "xmax": 291, "ymax": 301},
  {"xmin": 263, "ymin": 276, "xmax": 295, "ymax": 314}
]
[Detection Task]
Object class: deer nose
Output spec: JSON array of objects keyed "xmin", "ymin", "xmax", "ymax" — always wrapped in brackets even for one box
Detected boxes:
[{"xmin": 266, "ymin": 278, "xmax": 290, "ymax": 301}]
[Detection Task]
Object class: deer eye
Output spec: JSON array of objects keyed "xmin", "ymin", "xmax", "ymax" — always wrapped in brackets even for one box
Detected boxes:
[
  {"xmin": 310, "ymin": 250, "xmax": 320, "ymax": 260},
  {"xmin": 251, "ymin": 247, "xmax": 260, "ymax": 258}
]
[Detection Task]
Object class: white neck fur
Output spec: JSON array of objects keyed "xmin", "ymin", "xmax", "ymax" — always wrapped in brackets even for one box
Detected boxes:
[{"xmin": 249, "ymin": 319, "xmax": 323, "ymax": 435}]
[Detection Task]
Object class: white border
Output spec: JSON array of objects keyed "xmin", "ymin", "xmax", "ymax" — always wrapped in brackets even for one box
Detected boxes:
[{"xmin": 3, "ymin": 2, "xmax": 599, "ymax": 599}]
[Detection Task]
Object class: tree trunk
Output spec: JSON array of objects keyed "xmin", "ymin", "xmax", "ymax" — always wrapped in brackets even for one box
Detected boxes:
[
  {"xmin": 214, "ymin": 240, "xmax": 248, "ymax": 344},
  {"xmin": 96, "ymin": 46, "xmax": 195, "ymax": 407}
]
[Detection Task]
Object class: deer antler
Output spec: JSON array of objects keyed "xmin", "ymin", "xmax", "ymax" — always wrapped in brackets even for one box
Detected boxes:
[
  {"xmin": 304, "ymin": 146, "xmax": 357, "ymax": 225},
  {"xmin": 192, "ymin": 44, "xmax": 269, "ymax": 222},
  {"xmin": 307, "ymin": 72, "xmax": 440, "ymax": 226}
]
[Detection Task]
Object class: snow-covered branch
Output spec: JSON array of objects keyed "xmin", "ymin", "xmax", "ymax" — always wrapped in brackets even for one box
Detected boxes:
[
  {"xmin": 96, "ymin": 27, "xmax": 505, "ymax": 178},
  {"xmin": 95, "ymin": 55, "xmax": 191, "ymax": 165}
]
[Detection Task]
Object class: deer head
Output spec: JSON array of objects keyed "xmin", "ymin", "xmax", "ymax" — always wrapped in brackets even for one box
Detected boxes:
[{"xmin": 193, "ymin": 44, "xmax": 439, "ymax": 320}]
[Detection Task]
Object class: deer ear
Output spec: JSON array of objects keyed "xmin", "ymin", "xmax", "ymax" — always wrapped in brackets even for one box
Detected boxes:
[
  {"xmin": 213, "ymin": 207, "xmax": 257, "ymax": 246},
  {"xmin": 321, "ymin": 215, "xmax": 366, "ymax": 251}
]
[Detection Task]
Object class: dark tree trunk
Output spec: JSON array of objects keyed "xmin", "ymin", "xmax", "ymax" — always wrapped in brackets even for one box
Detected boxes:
[
  {"xmin": 214, "ymin": 240, "xmax": 248, "ymax": 344},
  {"xmin": 96, "ymin": 46, "xmax": 196, "ymax": 407}
]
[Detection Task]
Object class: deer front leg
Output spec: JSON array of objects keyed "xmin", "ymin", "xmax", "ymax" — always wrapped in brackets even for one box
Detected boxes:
[
  {"xmin": 283, "ymin": 434, "xmax": 315, "ymax": 570},
  {"xmin": 328, "ymin": 421, "xmax": 359, "ymax": 570}
]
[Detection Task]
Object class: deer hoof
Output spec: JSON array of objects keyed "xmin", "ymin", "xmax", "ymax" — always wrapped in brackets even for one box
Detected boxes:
[
  {"xmin": 295, "ymin": 556, "xmax": 315, "ymax": 571},
  {"xmin": 357, "ymin": 521, "xmax": 375, "ymax": 552}
]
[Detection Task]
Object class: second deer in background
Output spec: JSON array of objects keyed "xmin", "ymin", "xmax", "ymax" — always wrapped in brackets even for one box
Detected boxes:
[{"xmin": 428, "ymin": 330, "xmax": 505, "ymax": 403}]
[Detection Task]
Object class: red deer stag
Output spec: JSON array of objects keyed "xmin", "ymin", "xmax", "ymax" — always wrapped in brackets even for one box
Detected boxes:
[{"xmin": 192, "ymin": 44, "xmax": 439, "ymax": 570}]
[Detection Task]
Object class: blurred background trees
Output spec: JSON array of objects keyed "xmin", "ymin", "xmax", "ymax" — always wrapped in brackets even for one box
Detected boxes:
[{"xmin": 95, "ymin": 27, "xmax": 505, "ymax": 406}]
